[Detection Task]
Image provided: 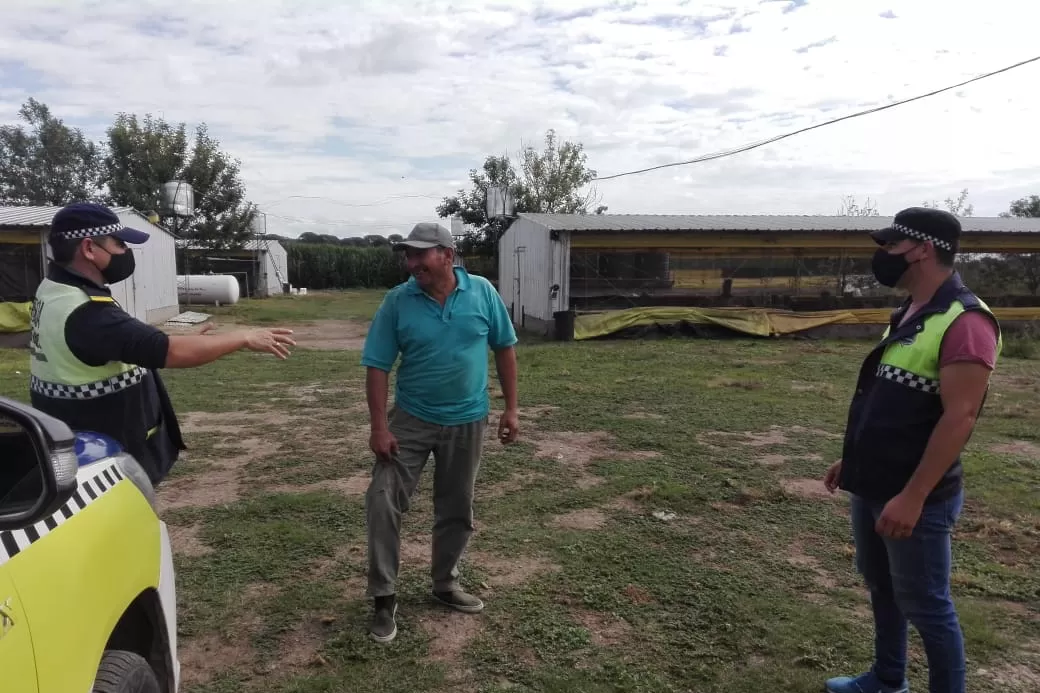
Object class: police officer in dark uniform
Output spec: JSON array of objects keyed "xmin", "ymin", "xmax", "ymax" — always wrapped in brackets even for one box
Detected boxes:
[
  {"xmin": 28, "ymin": 202, "xmax": 296, "ymax": 486},
  {"xmin": 823, "ymin": 207, "xmax": 1001, "ymax": 693}
]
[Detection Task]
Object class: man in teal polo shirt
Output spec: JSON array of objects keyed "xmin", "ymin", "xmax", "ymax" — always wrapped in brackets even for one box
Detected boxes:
[{"xmin": 361, "ymin": 222, "xmax": 519, "ymax": 643}]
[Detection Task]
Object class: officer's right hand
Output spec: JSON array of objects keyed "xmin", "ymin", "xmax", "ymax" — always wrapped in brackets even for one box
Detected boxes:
[
  {"xmin": 824, "ymin": 460, "xmax": 842, "ymax": 493},
  {"xmin": 370, "ymin": 428, "xmax": 399, "ymax": 463},
  {"xmin": 243, "ymin": 328, "xmax": 296, "ymax": 359}
]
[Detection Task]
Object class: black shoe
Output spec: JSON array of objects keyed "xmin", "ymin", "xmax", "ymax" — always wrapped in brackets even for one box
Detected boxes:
[
  {"xmin": 369, "ymin": 595, "xmax": 398, "ymax": 643},
  {"xmin": 432, "ymin": 589, "xmax": 484, "ymax": 614}
]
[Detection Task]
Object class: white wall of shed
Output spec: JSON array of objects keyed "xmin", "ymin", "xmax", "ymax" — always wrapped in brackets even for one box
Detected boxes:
[
  {"xmin": 110, "ymin": 211, "xmax": 179, "ymax": 324},
  {"xmin": 260, "ymin": 242, "xmax": 289, "ymax": 296},
  {"xmin": 497, "ymin": 218, "xmax": 568, "ymax": 325}
]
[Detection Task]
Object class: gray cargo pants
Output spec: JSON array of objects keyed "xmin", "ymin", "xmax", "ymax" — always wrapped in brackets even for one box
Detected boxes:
[{"xmin": 365, "ymin": 406, "xmax": 486, "ymax": 597}]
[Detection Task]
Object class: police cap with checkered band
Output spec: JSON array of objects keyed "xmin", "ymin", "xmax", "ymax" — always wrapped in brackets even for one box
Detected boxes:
[
  {"xmin": 49, "ymin": 202, "xmax": 151, "ymax": 247},
  {"xmin": 870, "ymin": 206, "xmax": 960, "ymax": 255}
]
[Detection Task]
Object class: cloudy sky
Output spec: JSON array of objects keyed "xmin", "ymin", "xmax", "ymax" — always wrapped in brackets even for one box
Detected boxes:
[{"xmin": 2, "ymin": 0, "xmax": 1038, "ymax": 238}]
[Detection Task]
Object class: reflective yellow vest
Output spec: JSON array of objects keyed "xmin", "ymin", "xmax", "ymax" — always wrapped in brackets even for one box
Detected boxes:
[
  {"xmin": 876, "ymin": 295, "xmax": 1003, "ymax": 394},
  {"xmin": 840, "ymin": 276, "xmax": 1002, "ymax": 503},
  {"xmin": 29, "ymin": 279, "xmax": 146, "ymax": 400}
]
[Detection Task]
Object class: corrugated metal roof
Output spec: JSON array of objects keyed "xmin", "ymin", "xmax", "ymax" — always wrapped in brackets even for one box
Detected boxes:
[
  {"xmin": 0, "ymin": 205, "xmax": 63, "ymax": 227},
  {"xmin": 0, "ymin": 205, "xmax": 149, "ymax": 229},
  {"xmin": 518, "ymin": 213, "xmax": 1040, "ymax": 234}
]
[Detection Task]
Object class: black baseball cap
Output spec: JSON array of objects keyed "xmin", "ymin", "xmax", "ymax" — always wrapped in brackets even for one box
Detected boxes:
[
  {"xmin": 49, "ymin": 202, "xmax": 151, "ymax": 246},
  {"xmin": 392, "ymin": 222, "xmax": 454, "ymax": 251},
  {"xmin": 870, "ymin": 206, "xmax": 960, "ymax": 254}
]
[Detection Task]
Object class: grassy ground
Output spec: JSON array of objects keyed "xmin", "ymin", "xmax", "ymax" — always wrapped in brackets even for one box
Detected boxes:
[{"xmin": 1, "ymin": 290, "xmax": 1037, "ymax": 692}]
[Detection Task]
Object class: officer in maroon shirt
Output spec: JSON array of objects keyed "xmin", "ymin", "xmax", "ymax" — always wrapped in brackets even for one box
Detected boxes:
[{"xmin": 823, "ymin": 207, "xmax": 1000, "ymax": 693}]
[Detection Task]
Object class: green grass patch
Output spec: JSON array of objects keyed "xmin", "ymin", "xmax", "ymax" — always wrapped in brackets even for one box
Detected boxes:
[{"xmin": 1, "ymin": 290, "xmax": 1038, "ymax": 693}]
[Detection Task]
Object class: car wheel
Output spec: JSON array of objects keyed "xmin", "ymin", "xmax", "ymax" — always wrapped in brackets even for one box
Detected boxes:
[{"xmin": 92, "ymin": 650, "xmax": 161, "ymax": 693}]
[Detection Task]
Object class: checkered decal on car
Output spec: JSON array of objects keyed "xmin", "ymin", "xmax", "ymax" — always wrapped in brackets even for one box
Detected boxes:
[
  {"xmin": 876, "ymin": 364, "xmax": 940, "ymax": 393},
  {"xmin": 29, "ymin": 367, "xmax": 147, "ymax": 400},
  {"xmin": 0, "ymin": 461, "xmax": 125, "ymax": 565}
]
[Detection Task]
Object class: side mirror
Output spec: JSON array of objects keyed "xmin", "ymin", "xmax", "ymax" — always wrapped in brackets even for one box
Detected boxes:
[{"xmin": 0, "ymin": 396, "xmax": 79, "ymax": 532}]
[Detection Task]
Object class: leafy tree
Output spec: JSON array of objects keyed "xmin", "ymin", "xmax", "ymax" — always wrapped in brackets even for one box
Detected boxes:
[
  {"xmin": 0, "ymin": 98, "xmax": 105, "ymax": 205},
  {"xmin": 436, "ymin": 129, "xmax": 605, "ymax": 256},
  {"xmin": 830, "ymin": 195, "xmax": 881, "ymax": 295},
  {"xmin": 837, "ymin": 194, "xmax": 879, "ymax": 216},
  {"xmin": 998, "ymin": 195, "xmax": 1040, "ymax": 295},
  {"xmin": 105, "ymin": 113, "xmax": 256, "ymax": 249},
  {"xmin": 922, "ymin": 188, "xmax": 973, "ymax": 217},
  {"xmin": 1001, "ymin": 195, "xmax": 1040, "ymax": 219},
  {"xmin": 388, "ymin": 234, "xmax": 404, "ymax": 244},
  {"xmin": 296, "ymin": 231, "xmax": 344, "ymax": 245}
]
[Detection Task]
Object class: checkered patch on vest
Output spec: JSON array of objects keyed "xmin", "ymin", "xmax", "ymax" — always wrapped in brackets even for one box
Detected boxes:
[
  {"xmin": 30, "ymin": 366, "xmax": 147, "ymax": 400},
  {"xmin": 0, "ymin": 461, "xmax": 125, "ymax": 565},
  {"xmin": 876, "ymin": 364, "xmax": 940, "ymax": 393}
]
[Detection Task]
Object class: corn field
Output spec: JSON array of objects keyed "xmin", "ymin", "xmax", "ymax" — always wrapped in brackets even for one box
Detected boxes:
[{"xmin": 286, "ymin": 244, "xmax": 408, "ymax": 289}]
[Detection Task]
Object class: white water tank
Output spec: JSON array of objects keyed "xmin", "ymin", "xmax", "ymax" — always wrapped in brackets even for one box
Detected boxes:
[{"xmin": 177, "ymin": 275, "xmax": 240, "ymax": 305}]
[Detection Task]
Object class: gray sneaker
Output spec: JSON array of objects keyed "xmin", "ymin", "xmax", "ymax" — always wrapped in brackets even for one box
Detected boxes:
[
  {"xmin": 369, "ymin": 595, "xmax": 398, "ymax": 643},
  {"xmin": 432, "ymin": 590, "xmax": 484, "ymax": 614}
]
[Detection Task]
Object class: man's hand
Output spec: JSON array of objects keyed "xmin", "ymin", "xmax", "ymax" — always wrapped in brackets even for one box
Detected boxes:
[
  {"xmin": 370, "ymin": 428, "xmax": 399, "ymax": 463},
  {"xmin": 876, "ymin": 491, "xmax": 925, "ymax": 539},
  {"xmin": 498, "ymin": 408, "xmax": 520, "ymax": 444},
  {"xmin": 197, "ymin": 322, "xmax": 216, "ymax": 336},
  {"xmin": 242, "ymin": 328, "xmax": 296, "ymax": 359},
  {"xmin": 823, "ymin": 459, "xmax": 842, "ymax": 493}
]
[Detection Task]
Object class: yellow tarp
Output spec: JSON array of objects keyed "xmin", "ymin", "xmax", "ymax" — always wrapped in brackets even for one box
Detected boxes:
[
  {"xmin": 573, "ymin": 306, "xmax": 1040, "ymax": 340},
  {"xmin": 0, "ymin": 302, "xmax": 32, "ymax": 333}
]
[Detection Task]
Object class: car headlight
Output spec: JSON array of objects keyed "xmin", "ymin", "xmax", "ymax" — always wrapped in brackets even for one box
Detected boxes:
[{"xmin": 114, "ymin": 453, "xmax": 158, "ymax": 511}]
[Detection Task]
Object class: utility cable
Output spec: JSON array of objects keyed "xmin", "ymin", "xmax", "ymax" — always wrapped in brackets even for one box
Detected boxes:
[{"xmin": 594, "ymin": 54, "xmax": 1040, "ymax": 181}]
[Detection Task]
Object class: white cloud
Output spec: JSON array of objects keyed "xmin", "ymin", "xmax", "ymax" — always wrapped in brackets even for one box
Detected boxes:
[{"xmin": 1, "ymin": 0, "xmax": 1039, "ymax": 238}]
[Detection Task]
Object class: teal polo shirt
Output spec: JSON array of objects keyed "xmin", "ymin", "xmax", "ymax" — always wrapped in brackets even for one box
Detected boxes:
[{"xmin": 361, "ymin": 268, "xmax": 518, "ymax": 426}]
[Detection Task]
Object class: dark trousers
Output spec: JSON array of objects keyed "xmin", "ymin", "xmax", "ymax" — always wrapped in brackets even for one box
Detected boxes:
[
  {"xmin": 851, "ymin": 489, "xmax": 966, "ymax": 693},
  {"xmin": 365, "ymin": 407, "xmax": 486, "ymax": 597}
]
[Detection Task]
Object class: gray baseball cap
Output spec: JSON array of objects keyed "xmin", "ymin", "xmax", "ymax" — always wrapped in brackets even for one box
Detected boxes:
[{"xmin": 392, "ymin": 222, "xmax": 454, "ymax": 251}]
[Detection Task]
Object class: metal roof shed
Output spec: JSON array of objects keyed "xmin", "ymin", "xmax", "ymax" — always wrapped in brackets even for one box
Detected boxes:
[
  {"xmin": 498, "ymin": 213, "xmax": 1040, "ymax": 337},
  {"xmin": 180, "ymin": 239, "xmax": 289, "ymax": 298},
  {"xmin": 0, "ymin": 205, "xmax": 180, "ymax": 332}
]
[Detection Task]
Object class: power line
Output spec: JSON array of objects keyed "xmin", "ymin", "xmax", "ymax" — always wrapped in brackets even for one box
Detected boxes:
[
  {"xmin": 260, "ymin": 192, "xmax": 443, "ymax": 209},
  {"xmin": 594, "ymin": 53, "xmax": 1040, "ymax": 182},
  {"xmin": 261, "ymin": 210, "xmax": 408, "ymax": 231}
]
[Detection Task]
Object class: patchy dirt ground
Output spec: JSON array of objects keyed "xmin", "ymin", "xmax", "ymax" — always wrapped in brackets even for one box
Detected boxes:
[
  {"xmin": 988, "ymin": 440, "xmax": 1040, "ymax": 457},
  {"xmin": 168, "ymin": 523, "xmax": 213, "ymax": 557},
  {"xmin": 466, "ymin": 550, "xmax": 561, "ymax": 590},
  {"xmin": 527, "ymin": 430, "xmax": 662, "ymax": 489},
  {"xmin": 551, "ymin": 508, "xmax": 608, "ymax": 531},
  {"xmin": 573, "ymin": 609, "xmax": 633, "ymax": 648},
  {"xmin": 779, "ymin": 478, "xmax": 838, "ymax": 501},
  {"xmin": 144, "ymin": 316, "xmax": 1040, "ymax": 693},
  {"xmin": 265, "ymin": 472, "xmax": 371, "ymax": 496},
  {"xmin": 697, "ymin": 424, "xmax": 841, "ymax": 451}
]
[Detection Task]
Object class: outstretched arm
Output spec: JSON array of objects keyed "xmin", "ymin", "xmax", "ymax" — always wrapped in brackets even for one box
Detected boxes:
[
  {"xmin": 65, "ymin": 302, "xmax": 294, "ymax": 370},
  {"xmin": 165, "ymin": 326, "xmax": 295, "ymax": 368}
]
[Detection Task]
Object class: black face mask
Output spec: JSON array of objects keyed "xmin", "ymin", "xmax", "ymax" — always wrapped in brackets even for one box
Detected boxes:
[
  {"xmin": 100, "ymin": 248, "xmax": 135, "ymax": 285},
  {"xmin": 871, "ymin": 248, "xmax": 917, "ymax": 288}
]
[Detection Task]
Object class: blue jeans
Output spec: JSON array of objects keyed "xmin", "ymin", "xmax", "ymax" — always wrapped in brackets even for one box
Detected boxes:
[{"xmin": 850, "ymin": 489, "xmax": 966, "ymax": 693}]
